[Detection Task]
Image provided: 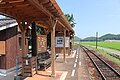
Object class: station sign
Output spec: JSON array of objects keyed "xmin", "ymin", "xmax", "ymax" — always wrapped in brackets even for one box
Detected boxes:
[{"xmin": 55, "ymin": 37, "xmax": 69, "ymax": 47}]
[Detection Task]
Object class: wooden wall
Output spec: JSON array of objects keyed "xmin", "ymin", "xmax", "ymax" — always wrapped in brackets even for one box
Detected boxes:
[
  {"xmin": 0, "ymin": 27, "xmax": 28, "ymax": 69},
  {"xmin": 0, "ymin": 56, "xmax": 6, "ymax": 69},
  {"xmin": 55, "ymin": 48, "xmax": 69, "ymax": 54}
]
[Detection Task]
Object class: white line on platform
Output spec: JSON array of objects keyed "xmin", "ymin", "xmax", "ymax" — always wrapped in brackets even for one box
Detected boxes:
[
  {"xmin": 76, "ymin": 55, "xmax": 78, "ymax": 57},
  {"xmin": 46, "ymin": 71, "xmax": 68, "ymax": 80},
  {"xmin": 76, "ymin": 56, "xmax": 78, "ymax": 58},
  {"xmin": 60, "ymin": 72, "xmax": 68, "ymax": 80},
  {"xmin": 75, "ymin": 59, "xmax": 77, "ymax": 62},
  {"xmin": 0, "ymin": 73, "xmax": 6, "ymax": 76},
  {"xmin": 77, "ymin": 52, "xmax": 78, "ymax": 55},
  {"xmin": 74, "ymin": 63, "xmax": 77, "ymax": 68},
  {"xmin": 79, "ymin": 62, "xmax": 81, "ymax": 66},
  {"xmin": 72, "ymin": 50, "xmax": 76, "ymax": 58},
  {"xmin": 71, "ymin": 69, "xmax": 75, "ymax": 77}
]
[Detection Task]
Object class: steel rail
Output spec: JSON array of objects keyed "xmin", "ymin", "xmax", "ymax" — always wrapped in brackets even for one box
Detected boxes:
[{"xmin": 80, "ymin": 45, "xmax": 120, "ymax": 80}]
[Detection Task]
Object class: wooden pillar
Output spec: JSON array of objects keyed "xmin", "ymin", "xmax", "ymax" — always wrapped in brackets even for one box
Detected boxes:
[
  {"xmin": 70, "ymin": 34, "xmax": 73, "ymax": 51},
  {"xmin": 68, "ymin": 32, "xmax": 70, "ymax": 55},
  {"xmin": 18, "ymin": 21, "xmax": 27, "ymax": 57},
  {"xmin": 72, "ymin": 35, "xmax": 74, "ymax": 50},
  {"xmin": 31, "ymin": 22, "xmax": 37, "ymax": 56},
  {"xmin": 21, "ymin": 30, "xmax": 26, "ymax": 57},
  {"xmin": 51, "ymin": 19, "xmax": 57, "ymax": 77},
  {"xmin": 63, "ymin": 29, "xmax": 66, "ymax": 62},
  {"xmin": 21, "ymin": 29, "xmax": 26, "ymax": 76},
  {"xmin": 18, "ymin": 21, "xmax": 27, "ymax": 76}
]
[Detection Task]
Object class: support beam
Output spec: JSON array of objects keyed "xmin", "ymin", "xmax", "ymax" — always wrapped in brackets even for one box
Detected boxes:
[
  {"xmin": 51, "ymin": 18, "xmax": 57, "ymax": 77},
  {"xmin": 21, "ymin": 30, "xmax": 25, "ymax": 76},
  {"xmin": 38, "ymin": 0, "xmax": 49, "ymax": 4},
  {"xmin": 21, "ymin": 30, "xmax": 26, "ymax": 57},
  {"xmin": 18, "ymin": 21, "xmax": 27, "ymax": 76},
  {"xmin": 18, "ymin": 21, "xmax": 27, "ymax": 57},
  {"xmin": 63, "ymin": 29, "xmax": 66, "ymax": 62},
  {"xmin": 43, "ymin": 2, "xmax": 52, "ymax": 7},
  {"xmin": 27, "ymin": 0, "xmax": 51, "ymax": 17},
  {"xmin": 1, "ymin": 0, "xmax": 24, "ymax": 3},
  {"xmin": 73, "ymin": 34, "xmax": 75, "ymax": 50},
  {"xmin": 0, "ymin": 1, "xmax": 28, "ymax": 8},
  {"xmin": 31, "ymin": 22, "xmax": 37, "ymax": 56},
  {"xmin": 68, "ymin": 32, "xmax": 70, "ymax": 55}
]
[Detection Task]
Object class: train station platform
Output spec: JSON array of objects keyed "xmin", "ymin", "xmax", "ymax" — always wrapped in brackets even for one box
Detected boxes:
[
  {"xmin": 25, "ymin": 46, "xmax": 91, "ymax": 80},
  {"xmin": 0, "ymin": 46, "xmax": 91, "ymax": 80},
  {"xmin": 78, "ymin": 47, "xmax": 90, "ymax": 80},
  {"xmin": 25, "ymin": 50, "xmax": 77, "ymax": 80}
]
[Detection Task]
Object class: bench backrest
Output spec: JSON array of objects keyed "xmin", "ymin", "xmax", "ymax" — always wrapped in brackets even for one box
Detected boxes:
[{"xmin": 37, "ymin": 51, "xmax": 51, "ymax": 60}]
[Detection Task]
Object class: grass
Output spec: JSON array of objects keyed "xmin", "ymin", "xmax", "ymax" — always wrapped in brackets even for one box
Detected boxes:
[
  {"xmin": 74, "ymin": 41, "xmax": 80, "ymax": 45},
  {"xmin": 85, "ymin": 45, "xmax": 120, "ymax": 66},
  {"xmin": 96, "ymin": 49, "xmax": 120, "ymax": 66},
  {"xmin": 81, "ymin": 41, "xmax": 120, "ymax": 51}
]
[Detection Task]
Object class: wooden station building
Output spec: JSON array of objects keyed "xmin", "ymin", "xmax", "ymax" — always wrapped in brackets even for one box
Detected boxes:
[
  {"xmin": 0, "ymin": 0, "xmax": 74, "ymax": 77},
  {"xmin": 0, "ymin": 18, "xmax": 29, "ymax": 75}
]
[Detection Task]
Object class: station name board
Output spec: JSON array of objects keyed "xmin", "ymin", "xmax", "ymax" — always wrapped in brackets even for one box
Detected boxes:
[{"xmin": 55, "ymin": 37, "xmax": 69, "ymax": 47}]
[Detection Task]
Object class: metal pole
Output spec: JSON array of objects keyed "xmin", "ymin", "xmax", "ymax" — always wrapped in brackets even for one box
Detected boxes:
[
  {"xmin": 96, "ymin": 32, "xmax": 98, "ymax": 49},
  {"xmin": 79, "ymin": 39, "xmax": 80, "ymax": 45}
]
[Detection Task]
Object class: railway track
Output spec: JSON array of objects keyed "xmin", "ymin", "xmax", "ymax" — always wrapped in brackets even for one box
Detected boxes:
[{"xmin": 80, "ymin": 45, "xmax": 120, "ymax": 80}]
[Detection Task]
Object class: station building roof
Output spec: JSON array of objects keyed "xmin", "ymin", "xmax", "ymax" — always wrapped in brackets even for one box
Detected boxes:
[
  {"xmin": 0, "ymin": 0, "xmax": 74, "ymax": 34},
  {"xmin": 0, "ymin": 18, "xmax": 17, "ymax": 31}
]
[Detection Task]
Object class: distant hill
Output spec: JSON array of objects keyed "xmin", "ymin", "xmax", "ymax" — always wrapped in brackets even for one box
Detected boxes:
[
  {"xmin": 100, "ymin": 34, "xmax": 120, "ymax": 41},
  {"xmin": 74, "ymin": 36, "xmax": 81, "ymax": 41},
  {"xmin": 81, "ymin": 37, "xmax": 96, "ymax": 41},
  {"xmin": 81, "ymin": 34, "xmax": 120, "ymax": 41}
]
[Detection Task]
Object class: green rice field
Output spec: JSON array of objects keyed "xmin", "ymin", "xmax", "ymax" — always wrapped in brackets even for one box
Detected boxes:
[
  {"xmin": 81, "ymin": 41, "xmax": 120, "ymax": 51},
  {"xmin": 74, "ymin": 41, "xmax": 80, "ymax": 45}
]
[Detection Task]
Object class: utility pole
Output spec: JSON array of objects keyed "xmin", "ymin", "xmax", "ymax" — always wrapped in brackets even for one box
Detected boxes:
[
  {"xmin": 96, "ymin": 32, "xmax": 98, "ymax": 49},
  {"xmin": 79, "ymin": 39, "xmax": 80, "ymax": 45}
]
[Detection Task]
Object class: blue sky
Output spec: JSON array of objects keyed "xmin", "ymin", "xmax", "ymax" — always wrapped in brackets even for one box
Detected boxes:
[{"xmin": 57, "ymin": 0, "xmax": 120, "ymax": 39}]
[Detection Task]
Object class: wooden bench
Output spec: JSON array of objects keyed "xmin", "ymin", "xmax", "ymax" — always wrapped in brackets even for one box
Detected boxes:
[{"xmin": 37, "ymin": 51, "xmax": 51, "ymax": 70}]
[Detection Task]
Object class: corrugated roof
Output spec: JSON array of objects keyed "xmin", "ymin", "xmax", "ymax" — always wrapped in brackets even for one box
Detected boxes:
[
  {"xmin": 0, "ymin": 18, "xmax": 16, "ymax": 27},
  {"xmin": 0, "ymin": 18, "xmax": 17, "ymax": 31}
]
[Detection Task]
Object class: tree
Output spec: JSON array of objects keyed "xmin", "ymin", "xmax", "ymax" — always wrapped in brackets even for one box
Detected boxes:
[
  {"xmin": 65, "ymin": 14, "xmax": 76, "ymax": 28},
  {"xmin": 36, "ymin": 26, "xmax": 45, "ymax": 35}
]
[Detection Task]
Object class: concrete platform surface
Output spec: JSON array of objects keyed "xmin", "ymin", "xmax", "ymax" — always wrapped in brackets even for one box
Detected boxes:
[
  {"xmin": 0, "ymin": 46, "xmax": 91, "ymax": 80},
  {"xmin": 25, "ymin": 71, "xmax": 64, "ymax": 80}
]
